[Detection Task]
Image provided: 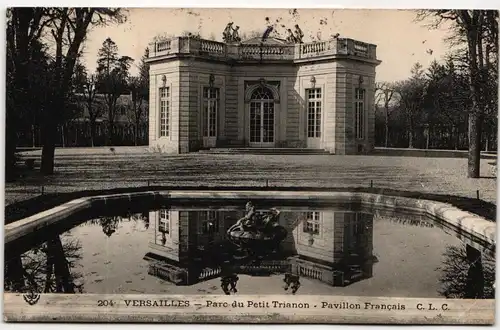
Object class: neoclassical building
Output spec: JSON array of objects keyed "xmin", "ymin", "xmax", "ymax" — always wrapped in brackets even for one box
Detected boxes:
[{"xmin": 146, "ymin": 34, "xmax": 381, "ymax": 154}]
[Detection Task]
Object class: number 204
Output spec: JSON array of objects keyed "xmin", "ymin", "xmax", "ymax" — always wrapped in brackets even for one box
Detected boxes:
[{"xmin": 97, "ymin": 300, "xmax": 114, "ymax": 307}]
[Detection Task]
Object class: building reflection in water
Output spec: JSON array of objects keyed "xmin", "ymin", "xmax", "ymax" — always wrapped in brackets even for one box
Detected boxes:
[
  {"xmin": 144, "ymin": 208, "xmax": 377, "ymax": 289},
  {"xmin": 283, "ymin": 211, "xmax": 376, "ymax": 287}
]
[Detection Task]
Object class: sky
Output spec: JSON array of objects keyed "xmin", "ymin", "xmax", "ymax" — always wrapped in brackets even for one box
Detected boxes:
[{"xmin": 80, "ymin": 8, "xmax": 455, "ymax": 83}]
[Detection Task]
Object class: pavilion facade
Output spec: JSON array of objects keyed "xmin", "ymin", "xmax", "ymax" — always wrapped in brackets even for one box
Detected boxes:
[{"xmin": 146, "ymin": 35, "xmax": 381, "ymax": 154}]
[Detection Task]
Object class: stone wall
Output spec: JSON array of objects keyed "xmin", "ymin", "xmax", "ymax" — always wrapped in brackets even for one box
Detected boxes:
[{"xmin": 149, "ymin": 60, "xmax": 181, "ymax": 153}]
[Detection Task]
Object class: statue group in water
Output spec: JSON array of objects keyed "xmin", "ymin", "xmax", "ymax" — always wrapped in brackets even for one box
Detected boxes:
[
  {"xmin": 220, "ymin": 272, "xmax": 301, "ymax": 295},
  {"xmin": 222, "ymin": 202, "xmax": 300, "ymax": 294},
  {"xmin": 226, "ymin": 201, "xmax": 287, "ymax": 250},
  {"xmin": 221, "ymin": 274, "xmax": 239, "ymax": 295}
]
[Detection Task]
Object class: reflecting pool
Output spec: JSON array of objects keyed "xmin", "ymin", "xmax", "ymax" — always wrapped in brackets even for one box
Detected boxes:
[{"xmin": 4, "ymin": 202, "xmax": 495, "ymax": 298}]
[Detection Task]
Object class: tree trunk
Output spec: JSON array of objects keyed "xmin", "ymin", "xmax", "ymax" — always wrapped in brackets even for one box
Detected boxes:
[
  {"xmin": 483, "ymin": 124, "xmax": 491, "ymax": 152},
  {"xmin": 107, "ymin": 121, "xmax": 114, "ymax": 146},
  {"xmin": 5, "ymin": 116, "xmax": 18, "ymax": 181},
  {"xmin": 90, "ymin": 120, "xmax": 96, "ymax": 147},
  {"xmin": 62, "ymin": 125, "xmax": 66, "ymax": 147},
  {"xmin": 41, "ymin": 121, "xmax": 57, "ymax": 175},
  {"xmin": 134, "ymin": 124, "xmax": 139, "ymax": 146},
  {"xmin": 4, "ymin": 255, "xmax": 25, "ymax": 292},
  {"xmin": 75, "ymin": 124, "xmax": 78, "ymax": 146},
  {"xmin": 465, "ymin": 244, "xmax": 484, "ymax": 299},
  {"xmin": 32, "ymin": 124, "xmax": 36, "ymax": 147},
  {"xmin": 426, "ymin": 127, "xmax": 430, "ymax": 149},
  {"xmin": 44, "ymin": 244, "xmax": 55, "ymax": 293},
  {"xmin": 464, "ymin": 14, "xmax": 482, "ymax": 178},
  {"xmin": 408, "ymin": 117, "xmax": 414, "ymax": 149},
  {"xmin": 384, "ymin": 108, "xmax": 389, "ymax": 148},
  {"xmin": 48, "ymin": 235, "xmax": 75, "ymax": 293},
  {"xmin": 468, "ymin": 112, "xmax": 482, "ymax": 178}
]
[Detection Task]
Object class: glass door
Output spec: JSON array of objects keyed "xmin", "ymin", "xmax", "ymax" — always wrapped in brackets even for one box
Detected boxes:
[{"xmin": 249, "ymin": 101, "xmax": 274, "ymax": 147}]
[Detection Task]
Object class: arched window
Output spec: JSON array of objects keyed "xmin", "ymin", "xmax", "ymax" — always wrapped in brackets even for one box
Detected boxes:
[{"xmin": 250, "ymin": 86, "xmax": 274, "ymax": 100}]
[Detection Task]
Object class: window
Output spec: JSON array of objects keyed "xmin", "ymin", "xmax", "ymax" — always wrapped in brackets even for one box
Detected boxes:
[
  {"xmin": 158, "ymin": 209, "xmax": 170, "ymax": 234},
  {"xmin": 355, "ymin": 88, "xmax": 365, "ymax": 139},
  {"xmin": 203, "ymin": 87, "xmax": 219, "ymax": 137},
  {"xmin": 159, "ymin": 87, "xmax": 170, "ymax": 137},
  {"xmin": 251, "ymin": 86, "xmax": 274, "ymax": 100},
  {"xmin": 199, "ymin": 211, "xmax": 219, "ymax": 234},
  {"xmin": 306, "ymin": 88, "xmax": 322, "ymax": 138},
  {"xmin": 303, "ymin": 211, "xmax": 320, "ymax": 235}
]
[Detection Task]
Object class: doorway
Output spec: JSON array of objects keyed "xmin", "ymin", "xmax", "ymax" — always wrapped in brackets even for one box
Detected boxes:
[
  {"xmin": 306, "ymin": 88, "xmax": 322, "ymax": 149},
  {"xmin": 248, "ymin": 86, "xmax": 275, "ymax": 147}
]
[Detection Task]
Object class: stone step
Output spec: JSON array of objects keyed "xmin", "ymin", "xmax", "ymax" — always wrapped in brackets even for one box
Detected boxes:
[{"xmin": 198, "ymin": 148, "xmax": 332, "ymax": 155}]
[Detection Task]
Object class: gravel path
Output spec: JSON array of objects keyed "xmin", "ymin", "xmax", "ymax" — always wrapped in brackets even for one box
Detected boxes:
[{"xmin": 5, "ymin": 148, "xmax": 497, "ymax": 206}]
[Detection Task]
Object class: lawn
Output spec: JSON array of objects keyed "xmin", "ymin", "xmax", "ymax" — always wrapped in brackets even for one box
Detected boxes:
[{"xmin": 4, "ymin": 147, "xmax": 497, "ymax": 218}]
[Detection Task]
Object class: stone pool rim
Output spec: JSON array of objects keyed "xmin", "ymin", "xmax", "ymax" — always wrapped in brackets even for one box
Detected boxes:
[
  {"xmin": 4, "ymin": 190, "xmax": 496, "ymax": 249},
  {"xmin": 5, "ymin": 186, "xmax": 496, "ymax": 223}
]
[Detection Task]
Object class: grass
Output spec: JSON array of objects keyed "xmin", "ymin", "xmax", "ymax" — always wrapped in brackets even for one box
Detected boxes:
[{"xmin": 5, "ymin": 149, "xmax": 497, "ymax": 222}]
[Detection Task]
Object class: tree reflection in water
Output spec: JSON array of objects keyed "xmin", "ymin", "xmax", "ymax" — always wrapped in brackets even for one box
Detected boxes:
[
  {"xmin": 4, "ymin": 212, "xmax": 150, "ymax": 294},
  {"xmin": 99, "ymin": 216, "xmax": 120, "ymax": 237},
  {"xmin": 4, "ymin": 234, "xmax": 84, "ymax": 294},
  {"xmin": 84, "ymin": 216, "xmax": 122, "ymax": 237},
  {"xmin": 84, "ymin": 212, "xmax": 149, "ymax": 237},
  {"xmin": 130, "ymin": 212, "xmax": 150, "ymax": 231},
  {"xmin": 437, "ymin": 244, "xmax": 495, "ymax": 299}
]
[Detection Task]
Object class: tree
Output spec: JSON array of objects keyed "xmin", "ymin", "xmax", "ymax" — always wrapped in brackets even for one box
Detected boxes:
[
  {"xmin": 423, "ymin": 57, "xmax": 470, "ymax": 150},
  {"xmin": 6, "ymin": 8, "xmax": 55, "ymax": 179},
  {"xmin": 415, "ymin": 10, "xmax": 499, "ymax": 177},
  {"xmin": 128, "ymin": 48, "xmax": 150, "ymax": 145},
  {"xmin": 6, "ymin": 8, "xmax": 127, "ymax": 175},
  {"xmin": 39, "ymin": 8, "xmax": 127, "ymax": 174},
  {"xmin": 139, "ymin": 48, "xmax": 150, "ymax": 86},
  {"xmin": 4, "ymin": 234, "xmax": 83, "ymax": 293},
  {"xmin": 438, "ymin": 244, "xmax": 495, "ymax": 299},
  {"xmin": 423, "ymin": 60, "xmax": 448, "ymax": 149},
  {"xmin": 96, "ymin": 37, "xmax": 134, "ymax": 145},
  {"xmin": 375, "ymin": 82, "xmax": 396, "ymax": 147},
  {"xmin": 240, "ymin": 30, "xmax": 262, "ymax": 40},
  {"xmin": 393, "ymin": 63, "xmax": 427, "ymax": 148},
  {"xmin": 72, "ymin": 61, "xmax": 87, "ymax": 93},
  {"xmin": 81, "ymin": 71, "xmax": 101, "ymax": 147}
]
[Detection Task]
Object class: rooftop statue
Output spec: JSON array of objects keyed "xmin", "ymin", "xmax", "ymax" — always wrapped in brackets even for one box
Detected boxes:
[
  {"xmin": 294, "ymin": 24, "xmax": 304, "ymax": 43},
  {"xmin": 285, "ymin": 29, "xmax": 296, "ymax": 44},
  {"xmin": 222, "ymin": 22, "xmax": 241, "ymax": 43},
  {"xmin": 262, "ymin": 25, "xmax": 274, "ymax": 42}
]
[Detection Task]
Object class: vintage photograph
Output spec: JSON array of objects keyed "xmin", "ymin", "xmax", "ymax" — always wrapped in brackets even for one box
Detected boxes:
[{"xmin": 3, "ymin": 7, "xmax": 497, "ymax": 324}]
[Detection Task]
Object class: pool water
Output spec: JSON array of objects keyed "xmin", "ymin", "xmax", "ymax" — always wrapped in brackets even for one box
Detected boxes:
[{"xmin": 4, "ymin": 203, "xmax": 495, "ymax": 298}]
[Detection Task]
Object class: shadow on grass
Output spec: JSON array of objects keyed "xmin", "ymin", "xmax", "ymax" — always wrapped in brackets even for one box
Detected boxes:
[{"xmin": 4, "ymin": 185, "xmax": 497, "ymax": 225}]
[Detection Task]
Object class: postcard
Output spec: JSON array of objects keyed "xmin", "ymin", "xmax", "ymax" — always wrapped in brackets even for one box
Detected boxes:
[{"xmin": 4, "ymin": 7, "xmax": 497, "ymax": 324}]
